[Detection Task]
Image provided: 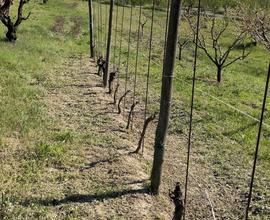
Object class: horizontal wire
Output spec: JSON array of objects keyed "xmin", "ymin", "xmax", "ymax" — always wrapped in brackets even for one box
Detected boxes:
[
  {"xmin": 96, "ymin": 1, "xmax": 270, "ymax": 129},
  {"xmin": 128, "ymin": 46, "xmax": 270, "ymax": 129}
]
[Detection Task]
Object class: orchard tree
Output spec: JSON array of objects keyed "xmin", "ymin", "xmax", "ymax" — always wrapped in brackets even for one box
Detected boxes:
[
  {"xmin": 238, "ymin": 5, "xmax": 270, "ymax": 52},
  {"xmin": 177, "ymin": 22, "xmax": 193, "ymax": 61},
  {"xmin": 0, "ymin": 0, "xmax": 31, "ymax": 41},
  {"xmin": 186, "ymin": 13, "xmax": 250, "ymax": 83},
  {"xmin": 139, "ymin": 17, "xmax": 147, "ymax": 39},
  {"xmin": 183, "ymin": 0, "xmax": 237, "ymax": 11},
  {"xmin": 177, "ymin": 37, "xmax": 189, "ymax": 60}
]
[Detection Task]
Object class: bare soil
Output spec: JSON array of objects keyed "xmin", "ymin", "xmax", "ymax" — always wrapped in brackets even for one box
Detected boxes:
[
  {"xmin": 4, "ymin": 55, "xmax": 257, "ymax": 219},
  {"xmin": 51, "ymin": 16, "xmax": 65, "ymax": 33}
]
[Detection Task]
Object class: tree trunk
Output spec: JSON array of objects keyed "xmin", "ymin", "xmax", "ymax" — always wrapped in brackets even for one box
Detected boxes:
[
  {"xmin": 1, "ymin": 0, "xmax": 30, "ymax": 42},
  {"xmin": 118, "ymin": 90, "xmax": 130, "ymax": 114},
  {"xmin": 150, "ymin": 0, "xmax": 182, "ymax": 195},
  {"xmin": 217, "ymin": 65, "xmax": 222, "ymax": 83},
  {"xmin": 126, "ymin": 101, "xmax": 138, "ymax": 130},
  {"xmin": 5, "ymin": 21, "xmax": 17, "ymax": 41},
  {"xmin": 170, "ymin": 182, "xmax": 184, "ymax": 220},
  {"xmin": 178, "ymin": 46, "xmax": 182, "ymax": 61},
  {"xmin": 134, "ymin": 114, "xmax": 156, "ymax": 153}
]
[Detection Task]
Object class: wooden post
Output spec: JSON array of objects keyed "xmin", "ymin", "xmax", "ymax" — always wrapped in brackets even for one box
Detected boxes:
[
  {"xmin": 103, "ymin": 0, "xmax": 114, "ymax": 88},
  {"xmin": 150, "ymin": 0, "xmax": 183, "ymax": 195},
  {"xmin": 88, "ymin": 0, "xmax": 95, "ymax": 58}
]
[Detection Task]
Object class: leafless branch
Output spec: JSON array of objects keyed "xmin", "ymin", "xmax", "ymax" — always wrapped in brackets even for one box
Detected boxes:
[
  {"xmin": 237, "ymin": 5, "xmax": 270, "ymax": 51},
  {"xmin": 14, "ymin": 0, "xmax": 30, "ymax": 27},
  {"xmin": 126, "ymin": 101, "xmax": 139, "ymax": 130},
  {"xmin": 133, "ymin": 113, "xmax": 156, "ymax": 154},
  {"xmin": 117, "ymin": 90, "xmax": 130, "ymax": 114},
  {"xmin": 185, "ymin": 11, "xmax": 250, "ymax": 82}
]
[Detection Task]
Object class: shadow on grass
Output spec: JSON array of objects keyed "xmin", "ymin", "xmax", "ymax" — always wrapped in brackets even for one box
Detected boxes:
[
  {"xmin": 93, "ymin": 111, "xmax": 119, "ymax": 118},
  {"xmin": 51, "ymin": 83, "xmax": 103, "ymax": 90},
  {"xmin": 79, "ymin": 151, "xmax": 131, "ymax": 171},
  {"xmin": 223, "ymin": 111, "xmax": 270, "ymax": 137},
  {"xmin": 65, "ymin": 83, "xmax": 103, "ymax": 88},
  {"xmin": 79, "ymin": 157, "xmax": 117, "ymax": 171},
  {"xmin": 79, "ymin": 71, "xmax": 100, "ymax": 76},
  {"xmin": 23, "ymin": 188, "xmax": 149, "ymax": 206},
  {"xmin": 0, "ymin": 37, "xmax": 10, "ymax": 43}
]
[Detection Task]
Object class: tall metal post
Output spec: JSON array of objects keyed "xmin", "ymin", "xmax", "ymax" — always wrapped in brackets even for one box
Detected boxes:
[
  {"xmin": 150, "ymin": 0, "xmax": 183, "ymax": 195},
  {"xmin": 245, "ymin": 63, "xmax": 270, "ymax": 219},
  {"xmin": 103, "ymin": 0, "xmax": 114, "ymax": 87},
  {"xmin": 88, "ymin": 0, "xmax": 95, "ymax": 58}
]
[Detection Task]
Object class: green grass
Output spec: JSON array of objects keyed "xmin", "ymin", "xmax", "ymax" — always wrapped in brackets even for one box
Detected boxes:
[
  {"xmin": 0, "ymin": 0, "xmax": 270, "ymax": 219},
  {"xmin": 0, "ymin": 0, "xmax": 89, "ymax": 140},
  {"xmin": 0, "ymin": 1, "xmax": 91, "ymax": 218},
  {"xmin": 0, "ymin": 2, "xmax": 92, "ymax": 195},
  {"xmin": 0, "ymin": 2, "xmax": 136, "ymax": 218},
  {"xmin": 97, "ymin": 2, "xmax": 270, "ymax": 154},
  {"xmin": 94, "ymin": 2, "xmax": 270, "ymax": 218}
]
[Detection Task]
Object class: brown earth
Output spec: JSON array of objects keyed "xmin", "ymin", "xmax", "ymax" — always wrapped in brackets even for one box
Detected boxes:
[
  {"xmin": 36, "ymin": 55, "xmax": 248, "ymax": 219},
  {"xmin": 1, "ymin": 55, "xmax": 257, "ymax": 219}
]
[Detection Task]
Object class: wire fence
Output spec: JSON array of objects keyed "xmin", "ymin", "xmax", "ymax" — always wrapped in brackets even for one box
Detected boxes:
[{"xmin": 90, "ymin": 0, "xmax": 270, "ymax": 219}]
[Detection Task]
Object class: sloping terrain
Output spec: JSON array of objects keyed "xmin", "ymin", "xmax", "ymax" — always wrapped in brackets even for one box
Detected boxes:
[
  {"xmin": 1, "ymin": 0, "xmax": 270, "ymax": 219},
  {"xmin": 1, "ymin": 54, "xmax": 256, "ymax": 219}
]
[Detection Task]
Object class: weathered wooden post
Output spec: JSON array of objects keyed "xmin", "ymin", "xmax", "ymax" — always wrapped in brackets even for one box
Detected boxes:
[
  {"xmin": 88, "ymin": 0, "xmax": 95, "ymax": 58},
  {"xmin": 150, "ymin": 0, "xmax": 183, "ymax": 195},
  {"xmin": 103, "ymin": 0, "xmax": 114, "ymax": 88}
]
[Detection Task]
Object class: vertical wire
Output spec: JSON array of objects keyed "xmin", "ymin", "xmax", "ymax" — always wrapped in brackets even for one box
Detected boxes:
[
  {"xmin": 92, "ymin": 0, "xmax": 96, "ymax": 58},
  {"xmin": 117, "ymin": 1, "xmax": 125, "ymax": 85},
  {"xmin": 133, "ymin": 4, "xmax": 142, "ymax": 103},
  {"xmin": 144, "ymin": 0, "xmax": 156, "ymax": 120},
  {"xmin": 113, "ymin": 0, "xmax": 119, "ymax": 70},
  {"xmin": 130, "ymin": 4, "xmax": 142, "ymax": 129},
  {"xmin": 142, "ymin": 0, "xmax": 156, "ymax": 154},
  {"xmin": 183, "ymin": 0, "xmax": 201, "ymax": 219},
  {"xmin": 245, "ymin": 63, "xmax": 270, "ymax": 220},
  {"xmin": 97, "ymin": 0, "xmax": 100, "ymax": 56},
  {"xmin": 123, "ymin": 3, "xmax": 133, "ymax": 116},
  {"xmin": 104, "ymin": 3, "xmax": 108, "ymax": 56},
  {"xmin": 99, "ymin": 1, "xmax": 103, "ymax": 56},
  {"xmin": 163, "ymin": 0, "xmax": 170, "ymax": 63}
]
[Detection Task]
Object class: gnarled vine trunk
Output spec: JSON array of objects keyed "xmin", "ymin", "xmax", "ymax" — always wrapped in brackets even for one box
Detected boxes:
[
  {"xmin": 0, "ymin": 0, "xmax": 12, "ymax": 18},
  {"xmin": 0, "ymin": 0, "xmax": 30, "ymax": 41},
  {"xmin": 5, "ymin": 20, "xmax": 16, "ymax": 41}
]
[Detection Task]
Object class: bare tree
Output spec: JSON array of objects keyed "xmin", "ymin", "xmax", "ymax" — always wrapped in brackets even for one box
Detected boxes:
[
  {"xmin": 186, "ymin": 13, "xmax": 250, "ymax": 83},
  {"xmin": 0, "ymin": 0, "xmax": 31, "ymax": 41},
  {"xmin": 177, "ymin": 37, "xmax": 189, "ymax": 60},
  {"xmin": 238, "ymin": 6, "xmax": 270, "ymax": 52},
  {"xmin": 139, "ymin": 17, "xmax": 147, "ymax": 39}
]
